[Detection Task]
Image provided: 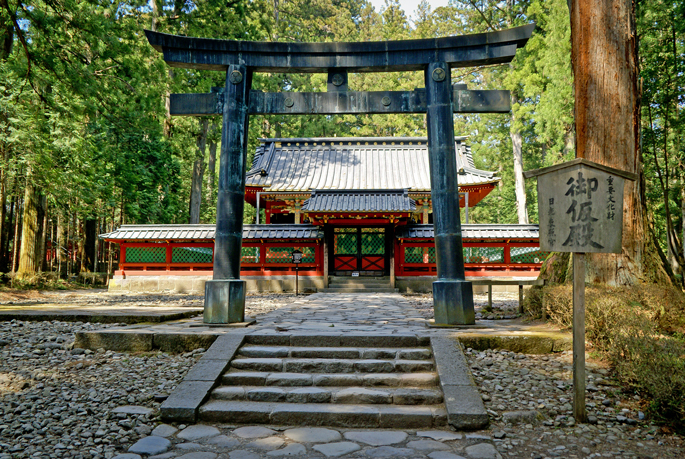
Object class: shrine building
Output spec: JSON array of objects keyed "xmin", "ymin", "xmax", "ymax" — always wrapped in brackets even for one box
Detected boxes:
[{"xmin": 102, "ymin": 137, "xmax": 545, "ymax": 293}]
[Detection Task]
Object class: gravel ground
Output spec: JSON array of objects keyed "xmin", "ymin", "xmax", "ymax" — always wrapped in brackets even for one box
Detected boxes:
[
  {"xmin": 1, "ymin": 291, "xmax": 683, "ymax": 458},
  {"xmin": 464, "ymin": 347, "xmax": 684, "ymax": 458},
  {"xmin": 0, "ymin": 293, "xmax": 295, "ymax": 459},
  {"xmin": 404, "ymin": 292, "xmax": 523, "ymax": 320}
]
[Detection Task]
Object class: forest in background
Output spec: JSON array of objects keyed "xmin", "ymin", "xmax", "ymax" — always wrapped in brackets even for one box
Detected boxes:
[{"xmin": 0, "ymin": 0, "xmax": 682, "ymax": 281}]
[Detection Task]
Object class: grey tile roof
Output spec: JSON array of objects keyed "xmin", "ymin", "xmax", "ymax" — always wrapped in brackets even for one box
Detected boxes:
[
  {"xmin": 246, "ymin": 137, "xmax": 498, "ymax": 192},
  {"xmin": 396, "ymin": 224, "xmax": 540, "ymax": 240},
  {"xmin": 302, "ymin": 189, "xmax": 416, "ymax": 213},
  {"xmin": 100, "ymin": 224, "xmax": 324, "ymax": 241}
]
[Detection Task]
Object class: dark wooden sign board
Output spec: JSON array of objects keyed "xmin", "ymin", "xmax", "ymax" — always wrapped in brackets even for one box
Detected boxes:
[
  {"xmin": 524, "ymin": 158, "xmax": 637, "ymax": 422},
  {"xmin": 146, "ymin": 24, "xmax": 534, "ymax": 326}
]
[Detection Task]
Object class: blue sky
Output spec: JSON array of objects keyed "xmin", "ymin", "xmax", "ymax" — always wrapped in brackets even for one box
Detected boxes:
[{"xmin": 368, "ymin": 0, "xmax": 451, "ymax": 20}]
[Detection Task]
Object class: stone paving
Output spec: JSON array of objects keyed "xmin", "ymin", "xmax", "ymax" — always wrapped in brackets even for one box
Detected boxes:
[{"xmin": 1, "ymin": 291, "xmax": 684, "ymax": 458}]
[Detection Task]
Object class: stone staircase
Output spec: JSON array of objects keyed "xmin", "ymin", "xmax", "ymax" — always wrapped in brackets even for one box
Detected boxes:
[
  {"xmin": 319, "ymin": 276, "xmax": 398, "ymax": 293},
  {"xmin": 198, "ymin": 334, "xmax": 446, "ymax": 428}
]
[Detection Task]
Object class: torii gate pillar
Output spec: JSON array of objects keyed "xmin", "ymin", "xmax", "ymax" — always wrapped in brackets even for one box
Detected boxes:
[
  {"xmin": 204, "ymin": 64, "xmax": 252, "ymax": 324},
  {"xmin": 426, "ymin": 62, "xmax": 474, "ymax": 324}
]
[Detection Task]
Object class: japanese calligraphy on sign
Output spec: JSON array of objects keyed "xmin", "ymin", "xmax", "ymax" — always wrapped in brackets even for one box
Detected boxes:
[{"xmin": 523, "ymin": 159, "xmax": 636, "ymax": 254}]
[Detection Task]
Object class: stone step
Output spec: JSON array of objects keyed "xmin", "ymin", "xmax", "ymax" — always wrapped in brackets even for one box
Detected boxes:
[
  {"xmin": 221, "ymin": 371, "xmax": 439, "ymax": 388},
  {"xmin": 229, "ymin": 357, "xmax": 434, "ymax": 373},
  {"xmin": 198, "ymin": 400, "xmax": 447, "ymax": 428},
  {"xmin": 244, "ymin": 333, "xmax": 430, "ymax": 348},
  {"xmin": 238, "ymin": 345, "xmax": 433, "ymax": 360},
  {"xmin": 319, "ymin": 288, "xmax": 399, "ymax": 293},
  {"xmin": 328, "ymin": 280, "xmax": 393, "ymax": 287},
  {"xmin": 212, "ymin": 385, "xmax": 444, "ymax": 405}
]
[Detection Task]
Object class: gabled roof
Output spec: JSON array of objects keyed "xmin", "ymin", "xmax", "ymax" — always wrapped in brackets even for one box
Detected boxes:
[
  {"xmin": 303, "ymin": 189, "xmax": 416, "ymax": 213},
  {"xmin": 396, "ymin": 224, "xmax": 540, "ymax": 240},
  {"xmin": 246, "ymin": 137, "xmax": 498, "ymax": 192},
  {"xmin": 100, "ymin": 224, "xmax": 324, "ymax": 241}
]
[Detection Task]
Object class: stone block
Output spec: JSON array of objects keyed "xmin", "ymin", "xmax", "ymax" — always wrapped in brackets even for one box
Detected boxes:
[
  {"xmin": 212, "ymin": 386, "xmax": 245, "ymax": 400},
  {"xmin": 341, "ymin": 334, "xmax": 418, "ymax": 347},
  {"xmin": 198, "ymin": 400, "xmax": 274, "ymax": 424},
  {"xmin": 362, "ymin": 374, "xmax": 400, "ymax": 387},
  {"xmin": 247, "ymin": 388, "xmax": 287, "ymax": 402},
  {"xmin": 399, "ymin": 349, "xmax": 432, "ymax": 360},
  {"xmin": 74, "ymin": 331, "xmax": 154, "ymax": 352},
  {"xmin": 230, "ymin": 358, "xmax": 283, "ymax": 372},
  {"xmin": 313, "ymin": 374, "xmax": 360, "ymax": 387},
  {"xmin": 266, "ymin": 373, "xmax": 313, "ymax": 387},
  {"xmin": 160, "ymin": 380, "xmax": 215, "ymax": 422},
  {"xmin": 378, "ymin": 406, "xmax": 433, "ymax": 428},
  {"xmin": 399, "ymin": 373, "xmax": 438, "ymax": 387},
  {"xmin": 245, "ymin": 333, "xmax": 291, "ymax": 346},
  {"xmin": 332, "ymin": 388, "xmax": 392, "ymax": 404},
  {"xmin": 270, "ymin": 404, "xmax": 379, "ymax": 428},
  {"xmin": 239, "ymin": 346, "xmax": 289, "ymax": 358},
  {"xmin": 343, "ymin": 431, "xmax": 407, "ymax": 446},
  {"xmin": 393, "ymin": 388, "xmax": 443, "ymax": 405},
  {"xmin": 284, "ymin": 359, "xmax": 354, "ymax": 374},
  {"xmin": 174, "ymin": 278, "xmax": 195, "ymax": 294},
  {"xmin": 204, "ymin": 279, "xmax": 245, "ymax": 323},
  {"xmin": 191, "ymin": 277, "xmax": 209, "ymax": 293},
  {"xmin": 286, "ymin": 388, "xmax": 331, "ymax": 403},
  {"xmin": 291, "ymin": 347, "xmax": 360, "ymax": 359},
  {"xmin": 289, "ymin": 333, "xmax": 342, "ymax": 347},
  {"xmin": 184, "ymin": 359, "xmax": 231, "ymax": 382},
  {"xmin": 222, "ymin": 372, "xmax": 267, "ymax": 386},
  {"xmin": 431, "ymin": 336, "xmax": 474, "ymax": 386},
  {"xmin": 441, "ymin": 385, "xmax": 489, "ymax": 430},
  {"xmin": 361, "ymin": 349, "xmax": 397, "ymax": 359},
  {"xmin": 354, "ymin": 359, "xmax": 395, "ymax": 373},
  {"xmin": 433, "ymin": 279, "xmax": 475, "ymax": 325},
  {"xmin": 395, "ymin": 360, "xmax": 434, "ymax": 372},
  {"xmin": 283, "ymin": 427, "xmax": 342, "ymax": 443},
  {"xmin": 154, "ymin": 333, "xmax": 218, "ymax": 354},
  {"xmin": 201, "ymin": 333, "xmax": 245, "ymax": 361}
]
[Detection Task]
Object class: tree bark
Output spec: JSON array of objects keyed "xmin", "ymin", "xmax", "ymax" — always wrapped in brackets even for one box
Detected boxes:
[
  {"xmin": 84, "ymin": 218, "xmax": 97, "ymax": 272},
  {"xmin": 189, "ymin": 118, "xmax": 209, "ymax": 224},
  {"xmin": 569, "ymin": 0, "xmax": 670, "ymax": 285},
  {"xmin": 11, "ymin": 192, "xmax": 20, "ymax": 273},
  {"xmin": 16, "ymin": 180, "xmax": 44, "ymax": 279},
  {"xmin": 510, "ymin": 101, "xmax": 529, "ymax": 224},
  {"xmin": 57, "ymin": 213, "xmax": 67, "ymax": 279}
]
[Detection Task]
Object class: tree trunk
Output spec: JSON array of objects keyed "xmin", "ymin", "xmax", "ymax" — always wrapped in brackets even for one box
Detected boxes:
[
  {"xmin": 57, "ymin": 213, "xmax": 68, "ymax": 279},
  {"xmin": 189, "ymin": 118, "xmax": 209, "ymax": 224},
  {"xmin": 510, "ymin": 102, "xmax": 529, "ymax": 224},
  {"xmin": 569, "ymin": 0, "xmax": 670, "ymax": 285},
  {"xmin": 11, "ymin": 192, "xmax": 20, "ymax": 273},
  {"xmin": 16, "ymin": 181, "xmax": 44, "ymax": 279},
  {"xmin": 2, "ymin": 197, "xmax": 13, "ymax": 271},
  {"xmin": 84, "ymin": 218, "xmax": 97, "ymax": 272},
  {"xmin": 38, "ymin": 198, "xmax": 47, "ymax": 272}
]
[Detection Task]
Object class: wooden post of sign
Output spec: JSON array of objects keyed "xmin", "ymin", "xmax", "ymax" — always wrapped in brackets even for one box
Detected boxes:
[
  {"xmin": 523, "ymin": 158, "xmax": 637, "ymax": 425},
  {"xmin": 573, "ymin": 252, "xmax": 586, "ymax": 422}
]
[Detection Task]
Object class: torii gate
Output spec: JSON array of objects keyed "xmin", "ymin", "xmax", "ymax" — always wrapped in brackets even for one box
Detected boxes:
[{"xmin": 145, "ymin": 24, "xmax": 534, "ymax": 325}]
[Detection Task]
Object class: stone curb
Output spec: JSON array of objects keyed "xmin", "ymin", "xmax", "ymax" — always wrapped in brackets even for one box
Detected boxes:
[
  {"xmin": 430, "ymin": 335, "xmax": 489, "ymax": 430},
  {"xmin": 161, "ymin": 333, "xmax": 246, "ymax": 422},
  {"xmin": 74, "ymin": 331, "xmax": 221, "ymax": 352},
  {"xmin": 0, "ymin": 309, "xmax": 201, "ymax": 324}
]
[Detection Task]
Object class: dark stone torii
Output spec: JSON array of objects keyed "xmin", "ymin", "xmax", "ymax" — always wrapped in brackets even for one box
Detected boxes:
[{"xmin": 145, "ymin": 24, "xmax": 534, "ymax": 325}]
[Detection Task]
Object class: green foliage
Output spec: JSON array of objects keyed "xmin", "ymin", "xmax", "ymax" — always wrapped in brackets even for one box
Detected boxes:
[
  {"xmin": 538, "ymin": 284, "xmax": 685, "ymax": 431},
  {"xmin": 638, "ymin": 0, "xmax": 685, "ymax": 274}
]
